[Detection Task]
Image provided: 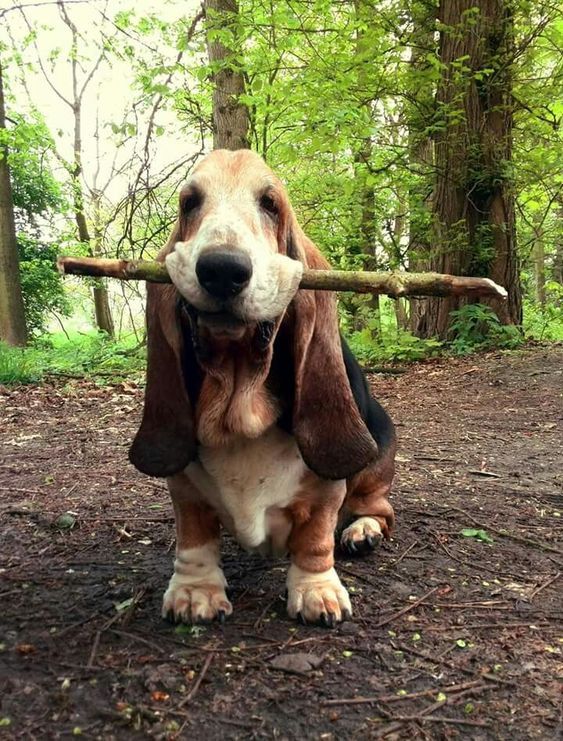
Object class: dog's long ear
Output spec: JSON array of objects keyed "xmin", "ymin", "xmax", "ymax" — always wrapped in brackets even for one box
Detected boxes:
[
  {"xmin": 129, "ymin": 227, "xmax": 196, "ymax": 477},
  {"xmin": 287, "ymin": 225, "xmax": 378, "ymax": 480}
]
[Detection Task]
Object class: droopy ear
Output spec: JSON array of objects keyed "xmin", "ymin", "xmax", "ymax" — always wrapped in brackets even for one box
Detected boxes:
[
  {"xmin": 288, "ymin": 227, "xmax": 378, "ymax": 480},
  {"xmin": 129, "ymin": 227, "xmax": 196, "ymax": 477}
]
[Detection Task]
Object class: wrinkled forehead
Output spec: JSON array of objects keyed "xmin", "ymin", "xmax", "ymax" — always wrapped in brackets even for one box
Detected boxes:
[{"xmin": 182, "ymin": 150, "xmax": 282, "ymax": 200}]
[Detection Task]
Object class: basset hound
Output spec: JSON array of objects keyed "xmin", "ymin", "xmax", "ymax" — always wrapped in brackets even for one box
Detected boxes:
[{"xmin": 129, "ymin": 149, "xmax": 396, "ymax": 626}]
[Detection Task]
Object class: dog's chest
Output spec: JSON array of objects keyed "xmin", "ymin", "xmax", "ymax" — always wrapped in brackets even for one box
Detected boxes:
[{"xmin": 186, "ymin": 426, "xmax": 307, "ymax": 553}]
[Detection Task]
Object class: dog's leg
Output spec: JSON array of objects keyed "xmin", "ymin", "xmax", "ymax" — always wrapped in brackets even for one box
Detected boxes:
[
  {"xmin": 162, "ymin": 472, "xmax": 232, "ymax": 623},
  {"xmin": 340, "ymin": 452, "xmax": 395, "ymax": 556},
  {"xmin": 286, "ymin": 480, "xmax": 351, "ymax": 626}
]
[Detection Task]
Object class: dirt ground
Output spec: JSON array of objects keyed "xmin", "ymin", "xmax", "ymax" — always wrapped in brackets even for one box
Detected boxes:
[{"xmin": 0, "ymin": 345, "xmax": 561, "ymax": 740}]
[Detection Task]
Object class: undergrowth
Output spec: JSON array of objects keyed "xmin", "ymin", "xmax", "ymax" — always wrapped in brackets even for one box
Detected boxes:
[
  {"xmin": 0, "ymin": 332, "xmax": 146, "ymax": 386},
  {"xmin": 1, "ymin": 297, "xmax": 561, "ymax": 387}
]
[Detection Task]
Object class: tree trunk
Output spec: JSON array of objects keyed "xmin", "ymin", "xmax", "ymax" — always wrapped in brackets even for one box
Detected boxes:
[
  {"xmin": 413, "ymin": 0, "xmax": 522, "ymax": 340},
  {"xmin": 59, "ymin": 4, "xmax": 114, "ymax": 337},
  {"xmin": 74, "ymin": 206, "xmax": 114, "ymax": 336},
  {"xmin": 204, "ymin": 0, "xmax": 249, "ymax": 150},
  {"xmin": 407, "ymin": 1, "xmax": 436, "ymax": 334},
  {"xmin": 351, "ymin": 0, "xmax": 381, "ymax": 338},
  {"xmin": 0, "ymin": 62, "xmax": 27, "ymax": 346},
  {"xmin": 553, "ymin": 201, "xmax": 563, "ymax": 290},
  {"xmin": 533, "ymin": 224, "xmax": 546, "ymax": 308}
]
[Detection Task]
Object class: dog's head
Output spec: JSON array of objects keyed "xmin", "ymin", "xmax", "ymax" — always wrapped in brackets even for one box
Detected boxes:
[
  {"xmin": 129, "ymin": 150, "xmax": 378, "ymax": 481},
  {"xmin": 165, "ymin": 149, "xmax": 303, "ymax": 338}
]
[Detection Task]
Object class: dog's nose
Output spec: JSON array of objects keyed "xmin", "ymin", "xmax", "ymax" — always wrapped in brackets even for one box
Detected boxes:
[{"xmin": 196, "ymin": 250, "xmax": 253, "ymax": 300}]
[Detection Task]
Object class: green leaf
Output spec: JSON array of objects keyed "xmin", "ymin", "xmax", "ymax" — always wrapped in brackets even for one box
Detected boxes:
[
  {"xmin": 174, "ymin": 624, "xmax": 206, "ymax": 637},
  {"xmin": 114, "ymin": 597, "xmax": 134, "ymax": 612},
  {"xmin": 460, "ymin": 528, "xmax": 494, "ymax": 544}
]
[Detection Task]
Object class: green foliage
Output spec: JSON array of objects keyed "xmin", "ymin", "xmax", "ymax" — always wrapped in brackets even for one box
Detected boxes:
[
  {"xmin": 18, "ymin": 235, "xmax": 71, "ymax": 335},
  {"xmin": 3, "ymin": 106, "xmax": 70, "ymax": 335},
  {"xmin": 523, "ymin": 293, "xmax": 563, "ymax": 342},
  {"xmin": 0, "ymin": 343, "xmax": 42, "ymax": 385},
  {"xmin": 0, "ymin": 333, "xmax": 146, "ymax": 386},
  {"xmin": 4, "ymin": 0, "xmax": 563, "ymax": 352},
  {"xmin": 348, "ymin": 327, "xmax": 443, "ymax": 364},
  {"xmin": 448, "ymin": 304, "xmax": 523, "ymax": 355},
  {"xmin": 461, "ymin": 528, "xmax": 494, "ymax": 544},
  {"xmin": 3, "ymin": 111, "xmax": 64, "ymax": 216}
]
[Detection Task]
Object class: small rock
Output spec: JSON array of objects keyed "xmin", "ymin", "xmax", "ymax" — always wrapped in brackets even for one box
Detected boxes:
[
  {"xmin": 54, "ymin": 512, "xmax": 77, "ymax": 530},
  {"xmin": 338, "ymin": 622, "xmax": 360, "ymax": 636},
  {"xmin": 143, "ymin": 664, "xmax": 183, "ymax": 691},
  {"xmin": 269, "ymin": 652, "xmax": 324, "ymax": 675}
]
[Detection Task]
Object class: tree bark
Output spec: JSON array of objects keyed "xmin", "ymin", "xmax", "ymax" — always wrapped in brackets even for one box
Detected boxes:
[
  {"xmin": 407, "ymin": 0, "xmax": 437, "ymax": 333},
  {"xmin": 352, "ymin": 0, "xmax": 381, "ymax": 338},
  {"xmin": 58, "ymin": 2, "xmax": 114, "ymax": 336},
  {"xmin": 413, "ymin": 0, "xmax": 522, "ymax": 339},
  {"xmin": 204, "ymin": 0, "xmax": 249, "ymax": 150},
  {"xmin": 0, "ymin": 61, "xmax": 28, "ymax": 346}
]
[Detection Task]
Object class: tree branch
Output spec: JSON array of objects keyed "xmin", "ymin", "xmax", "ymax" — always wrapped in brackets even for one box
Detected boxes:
[{"xmin": 57, "ymin": 256, "xmax": 508, "ymax": 300}]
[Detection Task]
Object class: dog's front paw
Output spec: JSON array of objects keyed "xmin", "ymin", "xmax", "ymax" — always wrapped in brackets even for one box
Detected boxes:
[
  {"xmin": 162, "ymin": 546, "xmax": 232, "ymax": 624},
  {"xmin": 340, "ymin": 516, "xmax": 383, "ymax": 556},
  {"xmin": 286, "ymin": 565, "xmax": 352, "ymax": 626},
  {"xmin": 162, "ymin": 572, "xmax": 233, "ymax": 624}
]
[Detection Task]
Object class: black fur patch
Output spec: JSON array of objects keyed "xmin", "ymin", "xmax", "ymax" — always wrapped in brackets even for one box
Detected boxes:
[
  {"xmin": 177, "ymin": 299, "xmax": 204, "ymax": 408},
  {"xmin": 341, "ymin": 336, "xmax": 396, "ymax": 453}
]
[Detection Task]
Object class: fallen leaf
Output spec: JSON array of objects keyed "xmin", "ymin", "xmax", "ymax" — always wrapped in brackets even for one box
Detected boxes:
[
  {"xmin": 150, "ymin": 691, "xmax": 170, "ymax": 702},
  {"xmin": 15, "ymin": 643, "xmax": 36, "ymax": 655},
  {"xmin": 460, "ymin": 528, "xmax": 494, "ymax": 544}
]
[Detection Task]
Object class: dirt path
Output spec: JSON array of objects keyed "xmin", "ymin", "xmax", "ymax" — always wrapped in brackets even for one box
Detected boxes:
[{"xmin": 1, "ymin": 346, "xmax": 561, "ymax": 740}]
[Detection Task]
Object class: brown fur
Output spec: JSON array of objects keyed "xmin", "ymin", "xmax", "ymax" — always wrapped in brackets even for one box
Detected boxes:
[
  {"xmin": 129, "ymin": 150, "xmax": 396, "ymax": 589},
  {"xmin": 194, "ymin": 327, "xmax": 281, "ymax": 447},
  {"xmin": 129, "ymin": 150, "xmax": 379, "ymax": 481},
  {"xmin": 286, "ymin": 472, "xmax": 346, "ymax": 573},
  {"xmin": 167, "ymin": 472, "xmax": 220, "ymax": 551}
]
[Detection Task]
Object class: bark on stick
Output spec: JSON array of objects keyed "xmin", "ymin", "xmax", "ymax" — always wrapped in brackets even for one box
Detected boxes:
[{"xmin": 57, "ymin": 256, "xmax": 508, "ymax": 300}]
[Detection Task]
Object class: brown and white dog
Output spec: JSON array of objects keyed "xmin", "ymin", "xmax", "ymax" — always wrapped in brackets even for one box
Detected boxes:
[{"xmin": 129, "ymin": 149, "xmax": 396, "ymax": 627}]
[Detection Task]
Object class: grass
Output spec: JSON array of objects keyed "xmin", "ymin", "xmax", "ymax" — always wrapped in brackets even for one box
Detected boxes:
[
  {"xmin": 0, "ymin": 331, "xmax": 146, "ymax": 386},
  {"xmin": 523, "ymin": 299, "xmax": 563, "ymax": 342},
  {"xmin": 1, "ymin": 297, "xmax": 561, "ymax": 386}
]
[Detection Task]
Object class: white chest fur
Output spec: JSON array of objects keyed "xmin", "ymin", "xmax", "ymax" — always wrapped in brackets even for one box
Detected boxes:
[{"xmin": 186, "ymin": 426, "xmax": 307, "ymax": 553}]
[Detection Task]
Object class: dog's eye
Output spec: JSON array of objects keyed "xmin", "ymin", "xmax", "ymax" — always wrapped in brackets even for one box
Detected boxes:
[
  {"xmin": 182, "ymin": 190, "xmax": 202, "ymax": 217},
  {"xmin": 260, "ymin": 193, "xmax": 278, "ymax": 217}
]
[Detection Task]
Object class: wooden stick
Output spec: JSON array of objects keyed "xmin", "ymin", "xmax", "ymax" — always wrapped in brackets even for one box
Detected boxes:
[
  {"xmin": 177, "ymin": 652, "xmax": 213, "ymax": 708},
  {"xmin": 57, "ymin": 256, "xmax": 508, "ymax": 300}
]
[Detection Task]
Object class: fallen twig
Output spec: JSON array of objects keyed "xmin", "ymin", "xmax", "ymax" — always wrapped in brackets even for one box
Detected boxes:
[
  {"xmin": 396, "ymin": 642, "xmax": 517, "ymax": 687},
  {"xmin": 322, "ymin": 679, "xmax": 484, "ymax": 707},
  {"xmin": 375, "ymin": 586, "xmax": 441, "ymax": 628},
  {"xmin": 57, "ymin": 256, "xmax": 508, "ymax": 300},
  {"xmin": 177, "ymin": 652, "xmax": 213, "ymax": 708},
  {"xmin": 393, "ymin": 540, "xmax": 420, "ymax": 567},
  {"xmin": 379, "ymin": 713, "xmax": 491, "ymax": 728},
  {"xmin": 529, "ymin": 571, "xmax": 561, "ymax": 600}
]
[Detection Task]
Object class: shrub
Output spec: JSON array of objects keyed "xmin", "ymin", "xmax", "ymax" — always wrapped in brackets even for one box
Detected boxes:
[{"xmin": 448, "ymin": 303, "xmax": 522, "ymax": 355}]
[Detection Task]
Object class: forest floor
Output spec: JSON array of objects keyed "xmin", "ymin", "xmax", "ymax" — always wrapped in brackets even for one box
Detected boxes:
[{"xmin": 0, "ymin": 345, "xmax": 561, "ymax": 740}]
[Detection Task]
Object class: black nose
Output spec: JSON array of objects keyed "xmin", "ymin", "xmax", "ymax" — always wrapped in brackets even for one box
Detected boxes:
[{"xmin": 195, "ymin": 250, "xmax": 253, "ymax": 300}]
